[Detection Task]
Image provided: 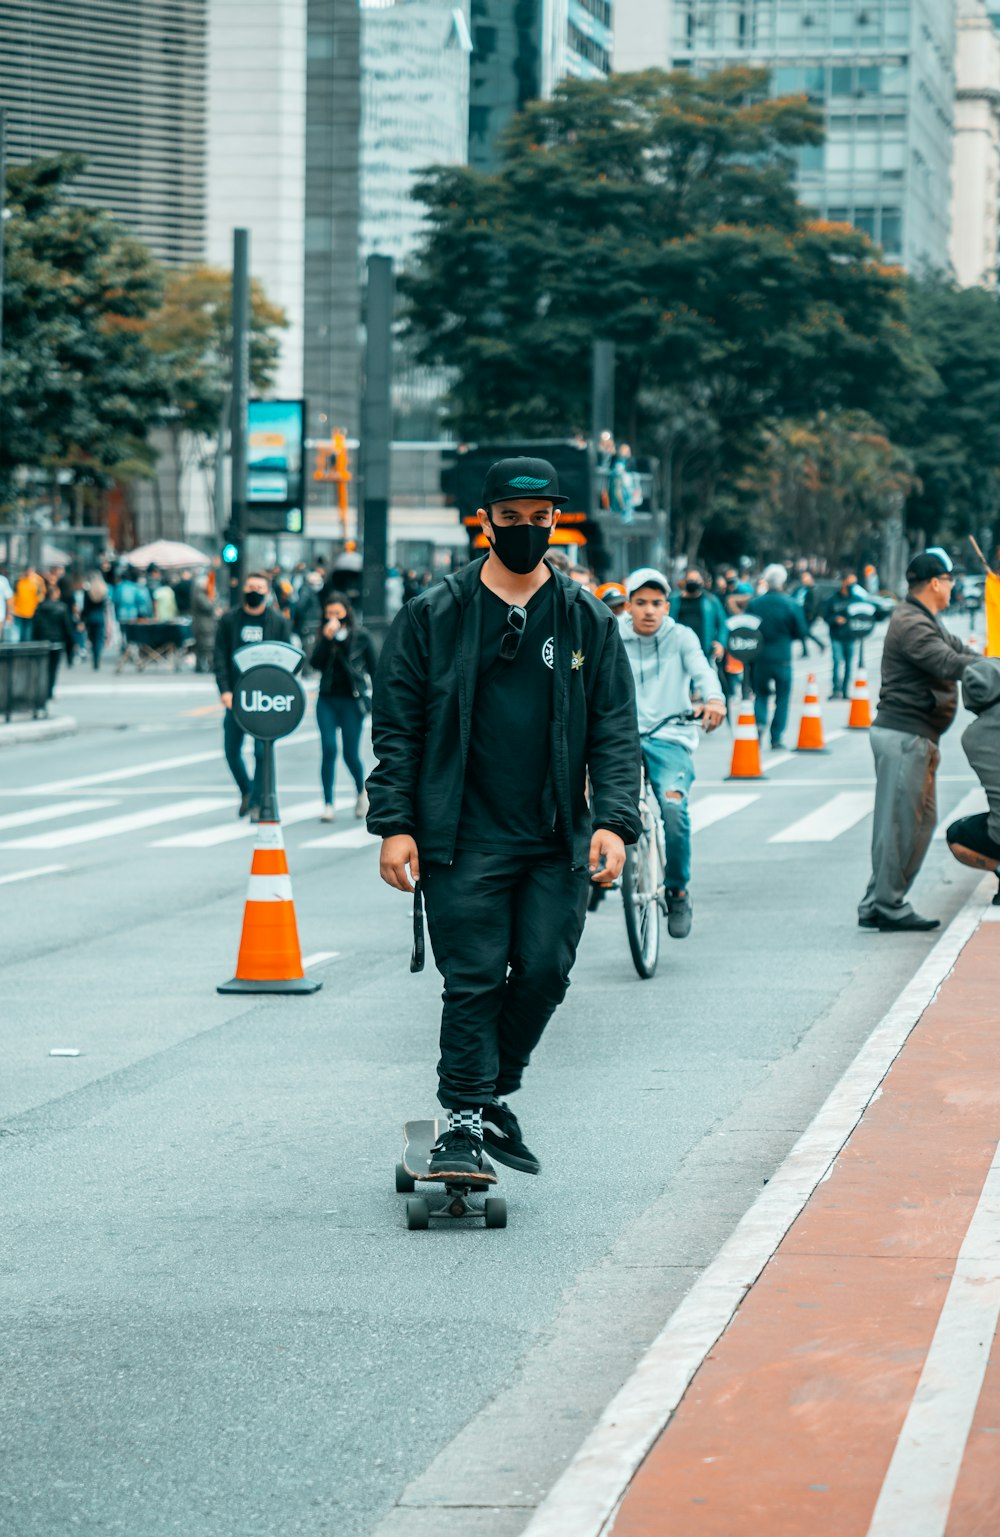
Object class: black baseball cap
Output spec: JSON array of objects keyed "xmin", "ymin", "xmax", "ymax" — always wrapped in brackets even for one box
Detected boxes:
[
  {"xmin": 906, "ymin": 552, "xmax": 953, "ymax": 584},
  {"xmin": 481, "ymin": 456, "xmax": 569, "ymax": 508}
]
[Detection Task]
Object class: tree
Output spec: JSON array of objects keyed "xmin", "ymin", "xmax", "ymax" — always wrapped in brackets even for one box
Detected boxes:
[
  {"xmin": 736, "ymin": 411, "xmax": 917, "ymax": 566},
  {"xmin": 0, "ymin": 154, "xmax": 165, "ymax": 512},
  {"xmin": 894, "ymin": 275, "xmax": 1000, "ymax": 547},
  {"xmin": 143, "ymin": 265, "xmax": 288, "ymax": 525},
  {"xmin": 403, "ymin": 68, "xmax": 918, "ymax": 555}
]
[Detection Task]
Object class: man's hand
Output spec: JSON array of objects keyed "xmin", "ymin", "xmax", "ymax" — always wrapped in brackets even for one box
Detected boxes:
[
  {"xmin": 380, "ymin": 834, "xmax": 421, "ymax": 893},
  {"xmin": 710, "ymin": 640, "xmax": 725, "ymax": 660},
  {"xmin": 220, "ymin": 691, "xmax": 233, "ymax": 711},
  {"xmin": 694, "ymin": 699, "xmax": 726, "ymax": 733},
  {"xmin": 589, "ymin": 828, "xmax": 626, "ymax": 882}
]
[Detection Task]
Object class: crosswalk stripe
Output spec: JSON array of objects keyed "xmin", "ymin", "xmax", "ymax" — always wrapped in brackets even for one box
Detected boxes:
[
  {"xmin": 153, "ymin": 797, "xmax": 330, "ymax": 847},
  {"xmin": 33, "ymin": 728, "xmax": 321, "ymax": 795},
  {"xmin": 301, "ymin": 825, "xmax": 379, "ymax": 850},
  {"xmin": 770, "ymin": 790, "xmax": 875, "ymax": 844},
  {"xmin": 934, "ymin": 787, "xmax": 986, "ymax": 839},
  {"xmin": 0, "ymin": 798, "xmax": 231, "ymax": 850},
  {"xmin": 0, "ymin": 798, "xmax": 116, "ymax": 832},
  {"xmin": 0, "ymin": 864, "xmax": 66, "ymax": 886},
  {"xmin": 689, "ymin": 794, "xmax": 759, "ymax": 833}
]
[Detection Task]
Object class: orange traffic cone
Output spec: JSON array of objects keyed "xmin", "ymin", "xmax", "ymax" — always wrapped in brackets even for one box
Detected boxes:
[
  {"xmin": 727, "ymin": 700, "xmax": 765, "ymax": 780},
  {"xmin": 218, "ymin": 820, "xmax": 321, "ymax": 994},
  {"xmin": 794, "ymin": 673, "xmax": 827, "ymax": 752},
  {"xmin": 847, "ymin": 668, "xmax": 873, "ymax": 730}
]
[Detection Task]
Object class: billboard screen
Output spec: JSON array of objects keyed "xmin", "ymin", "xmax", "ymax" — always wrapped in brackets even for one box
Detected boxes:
[{"xmin": 248, "ymin": 400, "xmax": 305, "ymax": 533}]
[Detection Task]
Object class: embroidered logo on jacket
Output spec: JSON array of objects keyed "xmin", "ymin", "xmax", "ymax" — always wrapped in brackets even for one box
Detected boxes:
[{"xmin": 571, "ymin": 650, "xmax": 585, "ymax": 670}]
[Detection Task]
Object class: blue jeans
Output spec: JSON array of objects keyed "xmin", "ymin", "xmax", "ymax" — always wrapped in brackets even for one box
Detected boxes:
[
  {"xmin": 830, "ymin": 635, "xmax": 855, "ymax": 696},
  {"xmin": 15, "ymin": 616, "xmax": 33, "ymax": 642},
  {"xmin": 223, "ymin": 708, "xmax": 264, "ymax": 802},
  {"xmin": 316, "ymin": 693, "xmax": 365, "ymax": 802},
  {"xmin": 642, "ymin": 737, "xmax": 695, "ymax": 891},
  {"xmin": 751, "ymin": 660, "xmax": 793, "ymax": 745}
]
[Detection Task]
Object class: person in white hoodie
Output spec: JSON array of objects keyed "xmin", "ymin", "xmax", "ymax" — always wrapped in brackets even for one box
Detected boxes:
[{"xmin": 620, "ymin": 568, "xmax": 726, "ymax": 937}]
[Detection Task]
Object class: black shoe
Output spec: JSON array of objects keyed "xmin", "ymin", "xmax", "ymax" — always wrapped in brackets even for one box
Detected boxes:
[
  {"xmin": 249, "ymin": 804, "xmax": 261, "ymax": 824},
  {"xmin": 482, "ymin": 1101, "xmax": 541, "ymax": 1174},
  {"xmin": 428, "ymin": 1127, "xmax": 490, "ymax": 1182},
  {"xmin": 771, "ymin": 739, "xmax": 786, "ymax": 752},
  {"xmin": 238, "ymin": 791, "xmax": 250, "ymax": 819},
  {"xmin": 865, "ymin": 911, "xmax": 940, "ymax": 932},
  {"xmin": 666, "ymin": 890, "xmax": 693, "ymax": 939}
]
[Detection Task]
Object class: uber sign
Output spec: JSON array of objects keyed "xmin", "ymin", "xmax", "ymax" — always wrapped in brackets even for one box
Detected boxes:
[{"xmin": 231, "ymin": 661, "xmax": 306, "ymax": 740}]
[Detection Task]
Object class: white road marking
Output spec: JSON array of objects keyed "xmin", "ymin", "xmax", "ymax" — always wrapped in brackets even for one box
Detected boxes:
[
  {"xmin": 153, "ymin": 798, "xmax": 328, "ymax": 847},
  {"xmin": 688, "ymin": 794, "xmax": 758, "ymax": 834},
  {"xmin": 865, "ymin": 1139, "xmax": 1000, "ymax": 1537},
  {"xmin": 933, "ymin": 787, "xmax": 986, "ymax": 839},
  {"xmin": 0, "ymin": 864, "xmax": 66, "ymax": 886},
  {"xmin": 770, "ymin": 790, "xmax": 875, "ymax": 844},
  {"xmin": 0, "ymin": 798, "xmax": 116, "ymax": 831},
  {"xmin": 517, "ymin": 881, "xmax": 993, "ymax": 1537},
  {"xmin": 302, "ymin": 951, "xmax": 341, "ymax": 969},
  {"xmin": 0, "ymin": 798, "xmax": 230, "ymax": 850},
  {"xmin": 32, "ymin": 729, "xmax": 320, "ymax": 794},
  {"xmin": 301, "ymin": 824, "xmax": 379, "ymax": 850}
]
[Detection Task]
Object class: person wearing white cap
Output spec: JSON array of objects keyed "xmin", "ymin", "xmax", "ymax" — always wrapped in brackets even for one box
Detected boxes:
[
  {"xmin": 620, "ymin": 568, "xmax": 726, "ymax": 938},
  {"xmin": 746, "ymin": 564, "xmax": 808, "ymax": 749}
]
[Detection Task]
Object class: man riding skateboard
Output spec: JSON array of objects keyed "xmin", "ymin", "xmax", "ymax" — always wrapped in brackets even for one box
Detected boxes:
[{"xmin": 368, "ymin": 457, "xmax": 641, "ymax": 1180}]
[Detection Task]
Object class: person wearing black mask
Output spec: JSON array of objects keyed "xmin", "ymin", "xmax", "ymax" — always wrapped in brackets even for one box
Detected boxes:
[
  {"xmin": 213, "ymin": 571, "xmax": 291, "ymax": 819},
  {"xmin": 669, "ymin": 569, "xmax": 729, "ymax": 689},
  {"xmin": 368, "ymin": 456, "xmax": 641, "ymax": 1182}
]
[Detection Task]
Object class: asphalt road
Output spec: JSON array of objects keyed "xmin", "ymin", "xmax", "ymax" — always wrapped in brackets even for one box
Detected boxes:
[{"xmin": 0, "ymin": 653, "xmax": 985, "ymax": 1537}]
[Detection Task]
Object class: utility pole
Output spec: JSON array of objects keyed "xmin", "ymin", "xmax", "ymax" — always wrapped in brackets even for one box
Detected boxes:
[
  {"xmin": 360, "ymin": 254, "xmax": 394, "ymax": 638},
  {"xmin": 229, "ymin": 228, "xmax": 250, "ymax": 604}
]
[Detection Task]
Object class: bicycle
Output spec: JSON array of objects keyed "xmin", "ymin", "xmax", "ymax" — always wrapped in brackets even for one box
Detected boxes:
[{"xmin": 620, "ymin": 710, "xmax": 700, "ymax": 979}]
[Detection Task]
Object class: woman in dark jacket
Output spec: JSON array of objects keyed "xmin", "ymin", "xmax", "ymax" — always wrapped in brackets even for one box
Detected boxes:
[
  {"xmin": 33, "ymin": 584, "xmax": 77, "ymax": 698},
  {"xmin": 310, "ymin": 592, "xmax": 377, "ymax": 822}
]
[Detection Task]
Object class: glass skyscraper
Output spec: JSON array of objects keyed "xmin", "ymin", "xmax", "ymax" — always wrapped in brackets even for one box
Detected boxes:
[{"xmin": 658, "ymin": 1, "xmax": 957, "ymax": 270}]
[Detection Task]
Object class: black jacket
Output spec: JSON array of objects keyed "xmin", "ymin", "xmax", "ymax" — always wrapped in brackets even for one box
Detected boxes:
[
  {"xmin": 366, "ymin": 559, "xmax": 642, "ymax": 868},
  {"xmin": 310, "ymin": 626, "xmax": 378, "ymax": 699},
  {"xmin": 33, "ymin": 597, "xmax": 76, "ymax": 658},
  {"xmin": 746, "ymin": 590, "xmax": 807, "ymax": 663},
  {"xmin": 213, "ymin": 604, "xmax": 291, "ymax": 694},
  {"xmin": 874, "ymin": 595, "xmax": 974, "ymax": 742}
]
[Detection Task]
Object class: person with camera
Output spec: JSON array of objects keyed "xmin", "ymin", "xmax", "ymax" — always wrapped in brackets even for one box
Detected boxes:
[
  {"xmin": 214, "ymin": 572, "xmax": 291, "ymax": 819},
  {"xmin": 310, "ymin": 592, "xmax": 377, "ymax": 824},
  {"xmin": 367, "ymin": 457, "xmax": 640, "ymax": 1182}
]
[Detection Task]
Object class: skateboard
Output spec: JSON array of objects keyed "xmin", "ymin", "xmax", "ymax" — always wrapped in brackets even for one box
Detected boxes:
[{"xmin": 395, "ymin": 1118, "xmax": 508, "ymax": 1230}]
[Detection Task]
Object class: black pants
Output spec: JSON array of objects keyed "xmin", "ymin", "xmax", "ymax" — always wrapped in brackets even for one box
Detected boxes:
[{"xmin": 422, "ymin": 850, "xmax": 590, "ymax": 1109}]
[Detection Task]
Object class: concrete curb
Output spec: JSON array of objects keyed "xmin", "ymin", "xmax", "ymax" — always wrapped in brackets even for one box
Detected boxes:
[{"xmin": 0, "ymin": 715, "xmax": 78, "ymax": 748}]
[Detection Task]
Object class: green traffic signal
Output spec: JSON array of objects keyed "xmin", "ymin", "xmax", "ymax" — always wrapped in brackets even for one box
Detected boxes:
[{"xmin": 222, "ymin": 542, "xmax": 239, "ymax": 564}]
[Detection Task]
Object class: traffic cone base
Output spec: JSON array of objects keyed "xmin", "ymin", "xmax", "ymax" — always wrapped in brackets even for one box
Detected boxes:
[
  {"xmin": 848, "ymin": 668, "xmax": 873, "ymax": 730},
  {"xmin": 218, "ymin": 820, "xmax": 322, "ymax": 995},
  {"xmin": 727, "ymin": 701, "xmax": 765, "ymax": 780},
  {"xmin": 794, "ymin": 672, "xmax": 828, "ymax": 752}
]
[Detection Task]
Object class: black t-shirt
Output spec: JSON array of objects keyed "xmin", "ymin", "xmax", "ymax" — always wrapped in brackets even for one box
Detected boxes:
[{"xmin": 456, "ymin": 581, "xmax": 559, "ymax": 852}]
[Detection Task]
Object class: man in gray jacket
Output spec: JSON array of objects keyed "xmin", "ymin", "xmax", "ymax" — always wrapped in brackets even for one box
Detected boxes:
[{"xmin": 859, "ymin": 551, "xmax": 976, "ymax": 931}]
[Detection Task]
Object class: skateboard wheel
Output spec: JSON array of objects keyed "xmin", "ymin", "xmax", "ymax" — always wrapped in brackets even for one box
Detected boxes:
[
  {"xmin": 406, "ymin": 1198, "xmax": 430, "ymax": 1231},
  {"xmin": 395, "ymin": 1162, "xmax": 415, "ymax": 1194},
  {"xmin": 484, "ymin": 1197, "xmax": 507, "ymax": 1230}
]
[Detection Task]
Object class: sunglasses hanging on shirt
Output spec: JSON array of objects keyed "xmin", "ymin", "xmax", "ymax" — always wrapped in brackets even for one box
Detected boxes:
[{"xmin": 499, "ymin": 604, "xmax": 527, "ymax": 662}]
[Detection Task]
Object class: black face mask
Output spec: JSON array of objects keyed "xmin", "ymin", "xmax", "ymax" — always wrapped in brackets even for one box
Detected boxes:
[
  {"xmin": 243, "ymin": 590, "xmax": 266, "ymax": 610},
  {"xmin": 487, "ymin": 517, "xmax": 551, "ymax": 576},
  {"xmin": 685, "ymin": 581, "xmax": 703, "ymax": 597}
]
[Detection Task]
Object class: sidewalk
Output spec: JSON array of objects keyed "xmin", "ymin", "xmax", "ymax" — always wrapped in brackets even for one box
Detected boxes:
[
  {"xmin": 0, "ymin": 714, "xmax": 76, "ymax": 748},
  {"xmin": 523, "ymin": 883, "xmax": 1000, "ymax": 1537}
]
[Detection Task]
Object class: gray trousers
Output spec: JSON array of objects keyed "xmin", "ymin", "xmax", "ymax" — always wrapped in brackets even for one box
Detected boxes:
[{"xmin": 859, "ymin": 726, "xmax": 940, "ymax": 920}]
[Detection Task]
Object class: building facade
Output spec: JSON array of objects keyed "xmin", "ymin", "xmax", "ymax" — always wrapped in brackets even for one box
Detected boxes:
[
  {"xmin": 951, "ymin": 0, "xmax": 1000, "ymax": 288},
  {"xmin": 0, "ymin": 0, "xmax": 207, "ymax": 266},
  {"xmin": 360, "ymin": 1, "xmax": 472, "ymax": 264},
  {"xmin": 617, "ymin": 0, "xmax": 956, "ymax": 272},
  {"xmin": 468, "ymin": 0, "xmax": 614, "ymax": 172}
]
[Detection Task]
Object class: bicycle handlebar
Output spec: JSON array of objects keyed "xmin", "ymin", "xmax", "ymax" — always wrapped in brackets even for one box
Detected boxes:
[{"xmin": 640, "ymin": 709, "xmax": 701, "ymax": 738}]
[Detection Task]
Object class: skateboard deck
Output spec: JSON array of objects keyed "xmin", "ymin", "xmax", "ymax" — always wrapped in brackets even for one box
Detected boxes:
[{"xmin": 401, "ymin": 1118, "xmax": 498, "ymax": 1186}]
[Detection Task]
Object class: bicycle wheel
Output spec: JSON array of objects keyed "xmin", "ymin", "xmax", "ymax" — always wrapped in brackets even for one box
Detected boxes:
[{"xmin": 622, "ymin": 828, "xmax": 661, "ymax": 978}]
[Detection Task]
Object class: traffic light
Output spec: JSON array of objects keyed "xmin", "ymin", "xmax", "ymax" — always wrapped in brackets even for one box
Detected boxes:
[{"xmin": 222, "ymin": 540, "xmax": 240, "ymax": 565}]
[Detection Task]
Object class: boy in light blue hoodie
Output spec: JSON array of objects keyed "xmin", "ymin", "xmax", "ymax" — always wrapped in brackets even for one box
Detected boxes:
[{"xmin": 620, "ymin": 568, "xmax": 726, "ymax": 937}]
